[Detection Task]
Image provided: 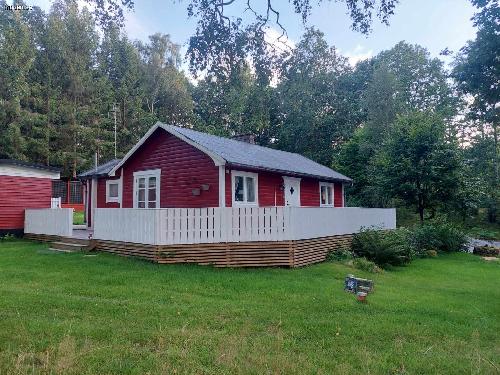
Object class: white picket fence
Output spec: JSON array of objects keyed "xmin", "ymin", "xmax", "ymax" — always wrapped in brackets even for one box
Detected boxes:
[
  {"xmin": 93, "ymin": 207, "xmax": 396, "ymax": 245},
  {"xmin": 25, "ymin": 208, "xmax": 73, "ymax": 237}
]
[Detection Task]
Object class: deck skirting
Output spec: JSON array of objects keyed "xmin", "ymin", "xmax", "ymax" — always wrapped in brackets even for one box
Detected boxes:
[
  {"xmin": 25, "ymin": 233, "xmax": 354, "ymax": 267},
  {"xmin": 94, "ymin": 234, "xmax": 354, "ymax": 268}
]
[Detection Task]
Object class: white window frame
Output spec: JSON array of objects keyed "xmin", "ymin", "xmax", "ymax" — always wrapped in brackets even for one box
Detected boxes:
[
  {"xmin": 105, "ymin": 179, "xmax": 121, "ymax": 203},
  {"xmin": 319, "ymin": 182, "xmax": 334, "ymax": 207},
  {"xmin": 231, "ymin": 170, "xmax": 258, "ymax": 206},
  {"xmin": 133, "ymin": 169, "xmax": 161, "ymax": 208}
]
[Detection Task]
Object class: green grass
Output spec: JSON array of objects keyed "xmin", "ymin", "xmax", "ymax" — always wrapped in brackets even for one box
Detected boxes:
[
  {"xmin": 0, "ymin": 240, "xmax": 499, "ymax": 374},
  {"xmin": 73, "ymin": 211, "xmax": 85, "ymax": 225}
]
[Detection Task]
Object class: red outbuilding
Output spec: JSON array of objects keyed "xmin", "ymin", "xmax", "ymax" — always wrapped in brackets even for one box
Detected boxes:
[
  {"xmin": 0, "ymin": 159, "xmax": 60, "ymax": 236},
  {"xmin": 79, "ymin": 122, "xmax": 351, "ymax": 228}
]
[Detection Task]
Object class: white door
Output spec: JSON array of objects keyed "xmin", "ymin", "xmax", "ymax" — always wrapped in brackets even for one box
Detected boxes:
[{"xmin": 283, "ymin": 177, "xmax": 301, "ymax": 206}]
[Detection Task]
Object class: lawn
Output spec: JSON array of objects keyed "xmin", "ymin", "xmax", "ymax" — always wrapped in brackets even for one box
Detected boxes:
[
  {"xmin": 0, "ymin": 240, "xmax": 499, "ymax": 374},
  {"xmin": 73, "ymin": 211, "xmax": 85, "ymax": 225}
]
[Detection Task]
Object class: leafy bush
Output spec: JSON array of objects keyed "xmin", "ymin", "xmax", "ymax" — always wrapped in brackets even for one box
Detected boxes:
[
  {"xmin": 326, "ymin": 248, "xmax": 353, "ymax": 262},
  {"xmin": 352, "ymin": 257, "xmax": 382, "ymax": 273},
  {"xmin": 352, "ymin": 227, "xmax": 414, "ymax": 267},
  {"xmin": 412, "ymin": 221, "xmax": 467, "ymax": 253},
  {"xmin": 0, "ymin": 234, "xmax": 16, "ymax": 241}
]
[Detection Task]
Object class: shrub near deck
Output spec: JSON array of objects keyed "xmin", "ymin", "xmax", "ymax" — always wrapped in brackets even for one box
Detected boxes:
[{"xmin": 0, "ymin": 240, "xmax": 499, "ymax": 374}]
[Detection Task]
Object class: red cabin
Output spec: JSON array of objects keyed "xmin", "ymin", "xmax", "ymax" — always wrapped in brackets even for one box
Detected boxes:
[
  {"xmin": 79, "ymin": 123, "xmax": 351, "ymax": 228},
  {"xmin": 0, "ymin": 159, "xmax": 60, "ymax": 236}
]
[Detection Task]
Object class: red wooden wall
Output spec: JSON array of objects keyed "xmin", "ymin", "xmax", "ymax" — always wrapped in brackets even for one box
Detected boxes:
[
  {"xmin": 120, "ymin": 129, "xmax": 219, "ymax": 208},
  {"xmin": 225, "ymin": 168, "xmax": 285, "ymax": 207},
  {"xmin": 225, "ymin": 168, "xmax": 344, "ymax": 207},
  {"xmin": 0, "ymin": 176, "xmax": 52, "ymax": 230},
  {"xmin": 96, "ymin": 175, "xmax": 120, "ymax": 208}
]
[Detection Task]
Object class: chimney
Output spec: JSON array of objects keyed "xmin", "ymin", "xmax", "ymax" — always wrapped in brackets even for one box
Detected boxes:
[{"xmin": 232, "ymin": 134, "xmax": 256, "ymax": 144}]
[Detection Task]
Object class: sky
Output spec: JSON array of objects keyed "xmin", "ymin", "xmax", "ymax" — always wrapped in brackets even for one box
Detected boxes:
[{"xmin": 26, "ymin": 0, "xmax": 478, "ymax": 70}]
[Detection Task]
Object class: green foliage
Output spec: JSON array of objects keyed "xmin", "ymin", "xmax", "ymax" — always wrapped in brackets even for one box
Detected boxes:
[
  {"xmin": 326, "ymin": 248, "xmax": 353, "ymax": 262},
  {"xmin": 352, "ymin": 228, "xmax": 414, "ymax": 267},
  {"xmin": 452, "ymin": 0, "xmax": 499, "ymax": 223},
  {"xmin": 377, "ymin": 111, "xmax": 461, "ymax": 220},
  {"xmin": 352, "ymin": 257, "xmax": 382, "ymax": 273},
  {"xmin": 273, "ymin": 28, "xmax": 361, "ymax": 166},
  {"xmin": 411, "ymin": 221, "xmax": 468, "ymax": 254}
]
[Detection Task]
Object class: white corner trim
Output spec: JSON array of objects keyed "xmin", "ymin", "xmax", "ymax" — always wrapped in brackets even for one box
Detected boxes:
[
  {"xmin": 133, "ymin": 169, "xmax": 161, "ymax": 208},
  {"xmin": 119, "ymin": 168, "xmax": 123, "ymax": 207},
  {"xmin": 319, "ymin": 181, "xmax": 334, "ymax": 207},
  {"xmin": 109, "ymin": 122, "xmax": 226, "ymax": 176},
  {"xmin": 341, "ymin": 183, "xmax": 344, "ymax": 207},
  {"xmin": 231, "ymin": 170, "xmax": 258, "ymax": 206},
  {"xmin": 90, "ymin": 177, "xmax": 98, "ymax": 229},
  {"xmin": 219, "ymin": 165, "xmax": 226, "ymax": 207}
]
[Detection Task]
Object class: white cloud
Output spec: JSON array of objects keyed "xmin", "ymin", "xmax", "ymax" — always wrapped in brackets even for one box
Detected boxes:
[
  {"xmin": 263, "ymin": 27, "xmax": 296, "ymax": 54},
  {"xmin": 343, "ymin": 45, "xmax": 373, "ymax": 66}
]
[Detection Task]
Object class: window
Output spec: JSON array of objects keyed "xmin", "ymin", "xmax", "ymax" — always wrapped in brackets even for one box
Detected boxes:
[
  {"xmin": 232, "ymin": 171, "xmax": 258, "ymax": 205},
  {"xmin": 319, "ymin": 182, "xmax": 334, "ymax": 206},
  {"xmin": 133, "ymin": 169, "xmax": 161, "ymax": 208},
  {"xmin": 106, "ymin": 180, "xmax": 121, "ymax": 203}
]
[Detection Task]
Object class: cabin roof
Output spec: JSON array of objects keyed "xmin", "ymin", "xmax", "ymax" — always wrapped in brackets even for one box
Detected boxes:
[
  {"xmin": 97, "ymin": 122, "xmax": 351, "ymax": 183},
  {"xmin": 167, "ymin": 125, "xmax": 352, "ymax": 182},
  {"xmin": 78, "ymin": 159, "xmax": 121, "ymax": 178}
]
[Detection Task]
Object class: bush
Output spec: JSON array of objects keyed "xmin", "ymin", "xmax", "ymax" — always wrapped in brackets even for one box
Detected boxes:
[
  {"xmin": 412, "ymin": 221, "xmax": 467, "ymax": 254},
  {"xmin": 352, "ymin": 227, "xmax": 414, "ymax": 267},
  {"xmin": 326, "ymin": 248, "xmax": 353, "ymax": 262},
  {"xmin": 352, "ymin": 257, "xmax": 382, "ymax": 273}
]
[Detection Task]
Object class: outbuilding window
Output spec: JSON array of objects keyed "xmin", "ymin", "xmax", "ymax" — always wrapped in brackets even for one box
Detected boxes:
[
  {"xmin": 232, "ymin": 171, "xmax": 258, "ymax": 206},
  {"xmin": 106, "ymin": 180, "xmax": 121, "ymax": 203},
  {"xmin": 319, "ymin": 182, "xmax": 334, "ymax": 206}
]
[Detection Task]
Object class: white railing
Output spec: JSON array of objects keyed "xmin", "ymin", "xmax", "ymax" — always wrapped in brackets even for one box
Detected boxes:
[
  {"xmin": 288, "ymin": 207, "xmax": 396, "ymax": 240},
  {"xmin": 93, "ymin": 207, "xmax": 395, "ymax": 245},
  {"xmin": 25, "ymin": 208, "xmax": 73, "ymax": 237}
]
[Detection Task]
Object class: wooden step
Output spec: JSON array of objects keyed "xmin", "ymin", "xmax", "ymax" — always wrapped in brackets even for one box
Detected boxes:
[
  {"xmin": 58, "ymin": 237, "xmax": 91, "ymax": 246},
  {"xmin": 50, "ymin": 241, "xmax": 88, "ymax": 252}
]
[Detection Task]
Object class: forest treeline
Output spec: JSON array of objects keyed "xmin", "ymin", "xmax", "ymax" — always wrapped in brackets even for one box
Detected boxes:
[{"xmin": 0, "ymin": 0, "xmax": 498, "ymax": 222}]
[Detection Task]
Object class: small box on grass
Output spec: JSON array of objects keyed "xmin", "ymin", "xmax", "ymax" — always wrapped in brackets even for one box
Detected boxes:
[{"xmin": 344, "ymin": 274, "xmax": 374, "ymax": 294}]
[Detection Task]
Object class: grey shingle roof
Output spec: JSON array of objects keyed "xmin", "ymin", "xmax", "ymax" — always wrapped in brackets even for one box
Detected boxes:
[
  {"xmin": 164, "ymin": 124, "xmax": 351, "ymax": 182},
  {"xmin": 78, "ymin": 159, "xmax": 121, "ymax": 178},
  {"xmin": 0, "ymin": 159, "xmax": 60, "ymax": 172}
]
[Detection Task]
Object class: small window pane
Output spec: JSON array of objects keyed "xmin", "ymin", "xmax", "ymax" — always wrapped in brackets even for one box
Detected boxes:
[
  {"xmin": 138, "ymin": 188, "xmax": 145, "ymax": 201},
  {"xmin": 234, "ymin": 176, "xmax": 244, "ymax": 202},
  {"xmin": 320, "ymin": 186, "xmax": 327, "ymax": 205},
  {"xmin": 138, "ymin": 178, "xmax": 145, "ymax": 189},
  {"xmin": 327, "ymin": 186, "xmax": 333, "ymax": 205},
  {"xmin": 148, "ymin": 188, "xmax": 156, "ymax": 201},
  {"xmin": 148, "ymin": 177, "xmax": 156, "ymax": 188},
  {"xmin": 138, "ymin": 201, "xmax": 145, "ymax": 208},
  {"xmin": 148, "ymin": 201, "xmax": 156, "ymax": 208},
  {"xmin": 109, "ymin": 183, "xmax": 118, "ymax": 198},
  {"xmin": 246, "ymin": 177, "xmax": 255, "ymax": 202}
]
